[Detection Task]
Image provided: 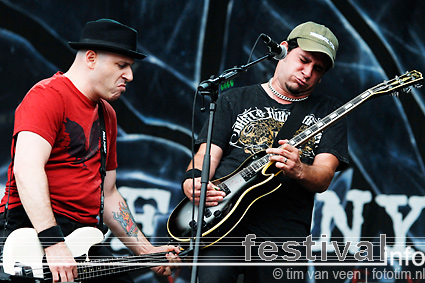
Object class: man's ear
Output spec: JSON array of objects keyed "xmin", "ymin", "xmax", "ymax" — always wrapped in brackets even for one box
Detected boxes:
[
  {"xmin": 280, "ymin": 41, "xmax": 288, "ymax": 57},
  {"xmin": 86, "ymin": 50, "xmax": 97, "ymax": 69},
  {"xmin": 280, "ymin": 41, "xmax": 288, "ymax": 47},
  {"xmin": 280, "ymin": 41, "xmax": 289, "ymax": 49}
]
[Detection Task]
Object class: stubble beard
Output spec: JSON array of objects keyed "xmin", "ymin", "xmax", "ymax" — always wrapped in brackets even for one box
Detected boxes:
[{"xmin": 285, "ymin": 82, "xmax": 313, "ymax": 97}]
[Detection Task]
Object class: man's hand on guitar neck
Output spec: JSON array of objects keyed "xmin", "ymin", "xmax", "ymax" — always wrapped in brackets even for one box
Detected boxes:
[
  {"xmin": 266, "ymin": 139, "xmax": 304, "ymax": 179},
  {"xmin": 266, "ymin": 139, "xmax": 340, "ymax": 193},
  {"xmin": 182, "ymin": 177, "xmax": 225, "ymax": 206},
  {"xmin": 148, "ymin": 245, "xmax": 181, "ymax": 276}
]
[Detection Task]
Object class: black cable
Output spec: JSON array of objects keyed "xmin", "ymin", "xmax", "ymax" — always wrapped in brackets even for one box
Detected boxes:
[
  {"xmin": 246, "ymin": 34, "xmax": 264, "ymax": 65},
  {"xmin": 1, "ymin": 137, "xmax": 16, "ymax": 261}
]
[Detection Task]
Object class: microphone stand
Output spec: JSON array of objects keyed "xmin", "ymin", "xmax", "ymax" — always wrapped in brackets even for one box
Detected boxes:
[{"xmin": 190, "ymin": 52, "xmax": 274, "ymax": 283}]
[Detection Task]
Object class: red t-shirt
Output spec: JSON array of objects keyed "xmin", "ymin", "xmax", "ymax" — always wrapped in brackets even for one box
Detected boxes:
[{"xmin": 0, "ymin": 72, "xmax": 118, "ymax": 224}]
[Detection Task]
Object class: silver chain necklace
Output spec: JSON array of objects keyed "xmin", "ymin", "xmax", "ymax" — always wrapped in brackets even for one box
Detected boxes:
[{"xmin": 267, "ymin": 78, "xmax": 309, "ymax": 102}]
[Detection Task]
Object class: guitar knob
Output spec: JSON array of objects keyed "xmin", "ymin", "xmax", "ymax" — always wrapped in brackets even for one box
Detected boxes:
[
  {"xmin": 204, "ymin": 208, "xmax": 212, "ymax": 218},
  {"xmin": 213, "ymin": 210, "xmax": 222, "ymax": 219},
  {"xmin": 189, "ymin": 220, "xmax": 197, "ymax": 229}
]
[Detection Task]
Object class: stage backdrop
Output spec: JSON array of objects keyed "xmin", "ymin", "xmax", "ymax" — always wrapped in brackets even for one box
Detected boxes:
[{"xmin": 0, "ymin": 1, "xmax": 424, "ymax": 282}]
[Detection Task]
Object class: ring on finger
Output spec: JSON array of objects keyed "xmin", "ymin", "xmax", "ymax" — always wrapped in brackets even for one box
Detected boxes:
[{"xmin": 284, "ymin": 157, "xmax": 288, "ymax": 163}]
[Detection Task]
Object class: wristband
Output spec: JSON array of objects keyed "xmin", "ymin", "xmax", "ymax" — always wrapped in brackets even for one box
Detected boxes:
[
  {"xmin": 181, "ymin": 169, "xmax": 202, "ymax": 193},
  {"xmin": 183, "ymin": 169, "xmax": 202, "ymax": 181},
  {"xmin": 37, "ymin": 225, "xmax": 65, "ymax": 249}
]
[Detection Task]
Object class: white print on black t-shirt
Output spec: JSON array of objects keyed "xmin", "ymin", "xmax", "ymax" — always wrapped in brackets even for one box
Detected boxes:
[
  {"xmin": 229, "ymin": 107, "xmax": 290, "ymax": 154},
  {"xmin": 230, "ymin": 107, "xmax": 322, "ymax": 160}
]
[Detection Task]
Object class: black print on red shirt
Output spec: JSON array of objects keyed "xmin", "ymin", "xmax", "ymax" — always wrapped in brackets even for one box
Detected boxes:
[{"xmin": 62, "ymin": 118, "xmax": 100, "ymax": 165}]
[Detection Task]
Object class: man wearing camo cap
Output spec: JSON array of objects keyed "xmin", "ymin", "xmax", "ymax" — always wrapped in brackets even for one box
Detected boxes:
[{"xmin": 182, "ymin": 21, "xmax": 348, "ymax": 282}]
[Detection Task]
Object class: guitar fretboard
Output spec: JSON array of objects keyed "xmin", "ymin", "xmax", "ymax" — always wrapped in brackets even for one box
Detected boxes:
[
  {"xmin": 239, "ymin": 155, "xmax": 271, "ymax": 181},
  {"xmin": 288, "ymin": 89, "xmax": 373, "ymax": 148},
  {"xmin": 75, "ymin": 252, "xmax": 168, "ymax": 281}
]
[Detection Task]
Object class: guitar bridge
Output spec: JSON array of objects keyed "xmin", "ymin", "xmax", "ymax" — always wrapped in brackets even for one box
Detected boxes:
[{"xmin": 13, "ymin": 262, "xmax": 34, "ymax": 277}]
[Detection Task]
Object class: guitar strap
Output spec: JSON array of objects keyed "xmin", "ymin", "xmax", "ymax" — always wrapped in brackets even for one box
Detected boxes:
[
  {"xmin": 98, "ymin": 101, "xmax": 107, "ymax": 233},
  {"xmin": 272, "ymin": 94, "xmax": 317, "ymax": 148},
  {"xmin": 1, "ymin": 137, "xmax": 16, "ymax": 242}
]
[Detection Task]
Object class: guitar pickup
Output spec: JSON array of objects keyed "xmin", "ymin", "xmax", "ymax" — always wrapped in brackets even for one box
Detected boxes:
[{"xmin": 217, "ymin": 183, "xmax": 231, "ymax": 195}]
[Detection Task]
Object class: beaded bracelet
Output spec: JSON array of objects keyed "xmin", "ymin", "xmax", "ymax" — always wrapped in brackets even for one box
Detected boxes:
[{"xmin": 37, "ymin": 225, "xmax": 65, "ymax": 249}]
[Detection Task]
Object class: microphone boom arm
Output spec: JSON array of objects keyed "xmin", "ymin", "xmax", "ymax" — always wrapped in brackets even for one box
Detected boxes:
[{"xmin": 197, "ymin": 53, "xmax": 274, "ymax": 101}]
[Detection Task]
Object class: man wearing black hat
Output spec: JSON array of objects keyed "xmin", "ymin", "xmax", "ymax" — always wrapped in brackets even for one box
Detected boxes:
[
  {"xmin": 0, "ymin": 19, "xmax": 179, "ymax": 282},
  {"xmin": 181, "ymin": 21, "xmax": 349, "ymax": 282}
]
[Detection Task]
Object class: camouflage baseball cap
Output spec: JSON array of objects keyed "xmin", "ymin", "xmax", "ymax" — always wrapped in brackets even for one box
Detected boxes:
[{"xmin": 287, "ymin": 21, "xmax": 339, "ymax": 67}]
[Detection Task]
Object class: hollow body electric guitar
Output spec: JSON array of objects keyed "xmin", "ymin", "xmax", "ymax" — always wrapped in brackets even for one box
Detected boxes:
[
  {"xmin": 167, "ymin": 70, "xmax": 423, "ymax": 248},
  {"xmin": 2, "ymin": 227, "xmax": 186, "ymax": 282}
]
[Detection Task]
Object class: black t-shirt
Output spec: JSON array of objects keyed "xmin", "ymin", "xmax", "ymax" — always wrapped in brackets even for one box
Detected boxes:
[{"xmin": 196, "ymin": 84, "xmax": 349, "ymax": 239}]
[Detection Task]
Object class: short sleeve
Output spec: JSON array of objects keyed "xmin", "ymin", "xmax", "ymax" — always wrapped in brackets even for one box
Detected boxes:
[
  {"xmin": 195, "ymin": 90, "xmax": 237, "ymax": 152},
  {"xmin": 14, "ymin": 84, "xmax": 64, "ymax": 146}
]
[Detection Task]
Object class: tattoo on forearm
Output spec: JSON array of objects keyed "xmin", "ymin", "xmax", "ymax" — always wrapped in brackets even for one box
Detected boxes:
[{"xmin": 112, "ymin": 202, "xmax": 139, "ymax": 238}]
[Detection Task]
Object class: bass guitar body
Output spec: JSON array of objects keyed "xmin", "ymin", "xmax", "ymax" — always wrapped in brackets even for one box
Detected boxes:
[
  {"xmin": 3, "ymin": 226, "xmax": 187, "ymax": 282},
  {"xmin": 167, "ymin": 150, "xmax": 282, "ymax": 248}
]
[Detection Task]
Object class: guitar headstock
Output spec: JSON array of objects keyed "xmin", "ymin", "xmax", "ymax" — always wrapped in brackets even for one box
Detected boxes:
[{"xmin": 371, "ymin": 70, "xmax": 423, "ymax": 98}]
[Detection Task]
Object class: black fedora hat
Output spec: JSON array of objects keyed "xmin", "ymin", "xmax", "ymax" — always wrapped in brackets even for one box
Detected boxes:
[{"xmin": 69, "ymin": 19, "xmax": 146, "ymax": 60}]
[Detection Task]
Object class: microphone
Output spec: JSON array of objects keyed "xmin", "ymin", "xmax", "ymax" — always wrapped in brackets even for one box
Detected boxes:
[{"xmin": 261, "ymin": 33, "xmax": 287, "ymax": 60}]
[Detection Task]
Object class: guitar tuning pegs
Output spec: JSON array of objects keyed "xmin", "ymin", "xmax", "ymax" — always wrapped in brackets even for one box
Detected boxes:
[
  {"xmin": 415, "ymin": 83, "xmax": 423, "ymax": 89},
  {"xmin": 391, "ymin": 92, "xmax": 400, "ymax": 97}
]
